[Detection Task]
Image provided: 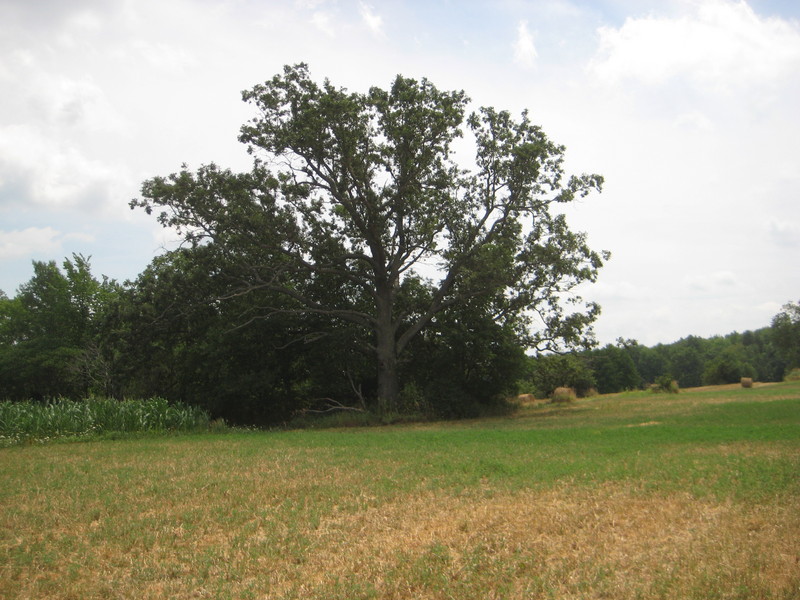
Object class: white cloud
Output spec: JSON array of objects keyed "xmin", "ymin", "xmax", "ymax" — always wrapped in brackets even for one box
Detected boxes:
[
  {"xmin": 514, "ymin": 20, "xmax": 538, "ymax": 68},
  {"xmin": 589, "ymin": 0, "xmax": 800, "ymax": 92},
  {"xmin": 766, "ymin": 219, "xmax": 800, "ymax": 247},
  {"xmin": 2, "ymin": 52, "xmax": 126, "ymax": 135},
  {"xmin": 294, "ymin": 0, "xmax": 328, "ymax": 9},
  {"xmin": 684, "ymin": 270, "xmax": 741, "ymax": 293},
  {"xmin": 360, "ymin": 2, "xmax": 384, "ymax": 37},
  {"xmin": 0, "ymin": 227, "xmax": 63, "ymax": 260},
  {"xmin": 0, "ymin": 124, "xmax": 129, "ymax": 211},
  {"xmin": 311, "ymin": 11, "xmax": 335, "ymax": 37},
  {"xmin": 65, "ymin": 232, "xmax": 97, "ymax": 244},
  {"xmin": 672, "ymin": 110, "xmax": 714, "ymax": 131},
  {"xmin": 125, "ymin": 39, "xmax": 197, "ymax": 71}
]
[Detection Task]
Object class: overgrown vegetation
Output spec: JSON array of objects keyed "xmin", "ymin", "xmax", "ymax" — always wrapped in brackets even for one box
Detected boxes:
[
  {"xmin": 1, "ymin": 382, "xmax": 798, "ymax": 599},
  {"xmin": 0, "ymin": 397, "xmax": 210, "ymax": 446}
]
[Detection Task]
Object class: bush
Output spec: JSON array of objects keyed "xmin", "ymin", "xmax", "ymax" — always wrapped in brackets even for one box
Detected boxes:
[
  {"xmin": 651, "ymin": 375, "xmax": 679, "ymax": 394},
  {"xmin": 551, "ymin": 387, "xmax": 576, "ymax": 403},
  {"xmin": 785, "ymin": 368, "xmax": 800, "ymax": 382},
  {"xmin": 527, "ymin": 354, "xmax": 596, "ymax": 399}
]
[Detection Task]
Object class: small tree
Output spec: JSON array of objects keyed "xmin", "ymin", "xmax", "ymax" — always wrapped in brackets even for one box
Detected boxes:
[
  {"xmin": 526, "ymin": 353, "xmax": 596, "ymax": 398},
  {"xmin": 132, "ymin": 64, "xmax": 607, "ymax": 413},
  {"xmin": 772, "ymin": 300, "xmax": 800, "ymax": 371},
  {"xmin": 0, "ymin": 255, "xmax": 118, "ymax": 399}
]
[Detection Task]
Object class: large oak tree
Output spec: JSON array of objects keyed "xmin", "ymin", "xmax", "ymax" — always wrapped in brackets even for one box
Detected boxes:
[{"xmin": 132, "ymin": 64, "xmax": 607, "ymax": 412}]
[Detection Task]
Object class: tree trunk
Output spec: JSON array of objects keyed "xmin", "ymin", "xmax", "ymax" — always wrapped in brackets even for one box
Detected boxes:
[
  {"xmin": 375, "ymin": 284, "xmax": 400, "ymax": 414},
  {"xmin": 376, "ymin": 333, "xmax": 399, "ymax": 414}
]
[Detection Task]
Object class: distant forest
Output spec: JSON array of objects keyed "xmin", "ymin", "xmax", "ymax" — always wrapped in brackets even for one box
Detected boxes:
[
  {"xmin": 1, "ymin": 253, "xmax": 798, "ymax": 425},
  {"xmin": 526, "ymin": 328, "xmax": 791, "ymax": 401}
]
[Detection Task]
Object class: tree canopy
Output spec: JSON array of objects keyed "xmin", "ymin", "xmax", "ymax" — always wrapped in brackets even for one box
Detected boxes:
[
  {"xmin": 131, "ymin": 64, "xmax": 607, "ymax": 412},
  {"xmin": 0, "ymin": 255, "xmax": 119, "ymax": 400},
  {"xmin": 772, "ymin": 300, "xmax": 800, "ymax": 370}
]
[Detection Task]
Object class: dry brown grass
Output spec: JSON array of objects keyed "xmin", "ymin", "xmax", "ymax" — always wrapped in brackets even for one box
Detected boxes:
[
  {"xmin": 685, "ymin": 382, "xmax": 778, "ymax": 393},
  {"xmin": 3, "ymin": 477, "xmax": 798, "ymax": 599},
  {"xmin": 300, "ymin": 485, "xmax": 800, "ymax": 599},
  {"xmin": 514, "ymin": 393, "xmax": 545, "ymax": 408}
]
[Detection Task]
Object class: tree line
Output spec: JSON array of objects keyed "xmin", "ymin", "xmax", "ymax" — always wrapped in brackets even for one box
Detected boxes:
[
  {"xmin": 1, "ymin": 252, "xmax": 797, "ymax": 424},
  {"xmin": 524, "ymin": 322, "xmax": 797, "ymax": 400}
]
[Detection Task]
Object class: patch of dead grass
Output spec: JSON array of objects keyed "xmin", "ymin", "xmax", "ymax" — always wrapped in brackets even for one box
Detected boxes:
[
  {"xmin": 295, "ymin": 485, "xmax": 799, "ymax": 599},
  {"xmin": 7, "ymin": 476, "xmax": 797, "ymax": 599}
]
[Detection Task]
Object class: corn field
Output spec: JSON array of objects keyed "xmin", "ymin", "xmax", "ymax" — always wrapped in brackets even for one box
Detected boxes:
[{"xmin": 0, "ymin": 397, "xmax": 210, "ymax": 446}]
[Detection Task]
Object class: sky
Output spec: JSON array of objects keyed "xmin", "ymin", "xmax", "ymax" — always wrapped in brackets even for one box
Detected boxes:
[{"xmin": 1, "ymin": 0, "xmax": 799, "ymax": 347}]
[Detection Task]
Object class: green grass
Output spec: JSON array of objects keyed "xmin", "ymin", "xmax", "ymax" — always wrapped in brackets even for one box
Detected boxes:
[{"xmin": 1, "ymin": 382, "xmax": 798, "ymax": 599}]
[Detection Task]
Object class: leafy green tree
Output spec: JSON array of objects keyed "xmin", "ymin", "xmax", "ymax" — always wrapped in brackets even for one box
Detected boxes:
[
  {"xmin": 108, "ymin": 248, "xmax": 289, "ymax": 423},
  {"xmin": 701, "ymin": 345, "xmax": 756, "ymax": 385},
  {"xmin": 589, "ymin": 343, "xmax": 640, "ymax": 393},
  {"xmin": 107, "ymin": 246, "xmax": 377, "ymax": 424},
  {"xmin": 526, "ymin": 353, "xmax": 596, "ymax": 398},
  {"xmin": 739, "ymin": 328, "xmax": 785, "ymax": 382},
  {"xmin": 667, "ymin": 336, "xmax": 705, "ymax": 388},
  {"xmin": 132, "ymin": 64, "xmax": 606, "ymax": 413},
  {"xmin": 402, "ymin": 294, "xmax": 527, "ymax": 417},
  {"xmin": 772, "ymin": 300, "xmax": 800, "ymax": 370},
  {"xmin": 0, "ymin": 255, "xmax": 118, "ymax": 399},
  {"xmin": 616, "ymin": 338, "xmax": 668, "ymax": 386}
]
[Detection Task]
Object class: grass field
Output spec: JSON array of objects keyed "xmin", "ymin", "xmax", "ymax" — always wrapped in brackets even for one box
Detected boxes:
[{"xmin": 1, "ymin": 383, "xmax": 799, "ymax": 599}]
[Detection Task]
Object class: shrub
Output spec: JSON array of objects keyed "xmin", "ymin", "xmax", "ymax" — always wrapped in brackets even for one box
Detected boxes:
[
  {"xmin": 785, "ymin": 368, "xmax": 800, "ymax": 382},
  {"xmin": 651, "ymin": 375, "xmax": 679, "ymax": 394},
  {"xmin": 551, "ymin": 387, "xmax": 576, "ymax": 403},
  {"xmin": 528, "ymin": 354, "xmax": 596, "ymax": 399},
  {"xmin": 741, "ymin": 377, "xmax": 753, "ymax": 388}
]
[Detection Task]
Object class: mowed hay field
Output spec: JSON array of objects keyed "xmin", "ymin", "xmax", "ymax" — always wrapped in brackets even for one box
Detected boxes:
[{"xmin": 2, "ymin": 383, "xmax": 799, "ymax": 599}]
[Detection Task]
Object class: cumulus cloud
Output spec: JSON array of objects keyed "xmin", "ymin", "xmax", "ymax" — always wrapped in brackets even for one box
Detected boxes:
[
  {"xmin": 0, "ymin": 227, "xmax": 63, "ymax": 261},
  {"xmin": 0, "ymin": 124, "xmax": 128, "ymax": 211},
  {"xmin": 589, "ymin": 0, "xmax": 800, "ymax": 91},
  {"xmin": 514, "ymin": 20, "xmax": 537, "ymax": 68},
  {"xmin": 3, "ymin": 53, "xmax": 126, "ymax": 135}
]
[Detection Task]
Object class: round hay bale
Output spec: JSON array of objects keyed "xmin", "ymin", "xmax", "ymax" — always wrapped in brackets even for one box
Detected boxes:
[{"xmin": 741, "ymin": 377, "xmax": 753, "ymax": 388}]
